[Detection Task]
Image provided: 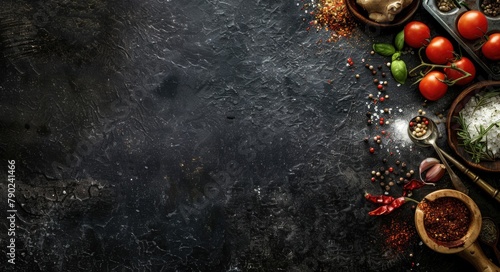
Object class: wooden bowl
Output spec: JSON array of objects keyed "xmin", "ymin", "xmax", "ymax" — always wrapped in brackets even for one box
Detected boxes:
[
  {"xmin": 414, "ymin": 189, "xmax": 481, "ymax": 254},
  {"xmin": 446, "ymin": 80, "xmax": 500, "ymax": 173},
  {"xmin": 345, "ymin": 0, "xmax": 421, "ymax": 29},
  {"xmin": 415, "ymin": 189, "xmax": 500, "ymax": 271}
]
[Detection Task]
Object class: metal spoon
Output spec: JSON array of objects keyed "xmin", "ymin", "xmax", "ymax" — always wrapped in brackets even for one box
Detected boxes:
[
  {"xmin": 407, "ymin": 116, "xmax": 469, "ymax": 194},
  {"xmin": 480, "ymin": 217, "xmax": 500, "ymax": 265}
]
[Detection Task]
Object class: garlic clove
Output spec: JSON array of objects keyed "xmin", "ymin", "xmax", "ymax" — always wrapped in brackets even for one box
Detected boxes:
[
  {"xmin": 419, "ymin": 157, "xmax": 441, "ymax": 181},
  {"xmin": 425, "ymin": 164, "xmax": 446, "ymax": 182}
]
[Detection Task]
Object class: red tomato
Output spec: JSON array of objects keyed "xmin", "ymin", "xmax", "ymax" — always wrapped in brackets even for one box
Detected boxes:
[
  {"xmin": 444, "ymin": 56, "xmax": 476, "ymax": 86},
  {"xmin": 404, "ymin": 21, "xmax": 431, "ymax": 48},
  {"xmin": 457, "ymin": 11, "xmax": 488, "ymax": 40},
  {"xmin": 419, "ymin": 71, "xmax": 448, "ymax": 101},
  {"xmin": 425, "ymin": 36, "xmax": 455, "ymax": 64},
  {"xmin": 482, "ymin": 33, "xmax": 500, "ymax": 61}
]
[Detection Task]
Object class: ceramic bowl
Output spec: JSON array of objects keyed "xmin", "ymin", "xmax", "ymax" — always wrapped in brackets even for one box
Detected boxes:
[
  {"xmin": 446, "ymin": 80, "xmax": 500, "ymax": 172},
  {"xmin": 345, "ymin": 0, "xmax": 421, "ymax": 29}
]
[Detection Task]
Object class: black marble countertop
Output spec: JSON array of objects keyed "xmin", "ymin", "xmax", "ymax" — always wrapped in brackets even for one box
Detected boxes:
[{"xmin": 0, "ymin": 1, "xmax": 499, "ymax": 271}]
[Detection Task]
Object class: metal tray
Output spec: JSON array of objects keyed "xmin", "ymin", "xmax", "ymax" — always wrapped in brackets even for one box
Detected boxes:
[{"xmin": 423, "ymin": 0, "xmax": 500, "ymax": 80}]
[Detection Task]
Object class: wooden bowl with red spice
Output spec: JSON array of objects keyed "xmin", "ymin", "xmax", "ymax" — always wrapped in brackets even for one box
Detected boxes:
[
  {"xmin": 345, "ymin": 0, "xmax": 421, "ymax": 29},
  {"xmin": 415, "ymin": 189, "xmax": 500, "ymax": 271}
]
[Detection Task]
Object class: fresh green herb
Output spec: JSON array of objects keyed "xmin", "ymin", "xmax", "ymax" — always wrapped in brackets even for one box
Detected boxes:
[
  {"xmin": 372, "ymin": 31, "xmax": 408, "ymax": 85},
  {"xmin": 373, "ymin": 43, "xmax": 395, "ymax": 57},
  {"xmin": 455, "ymin": 112, "xmax": 500, "ymax": 163},
  {"xmin": 394, "ymin": 30, "xmax": 404, "ymax": 51},
  {"xmin": 472, "ymin": 89, "xmax": 500, "ymax": 114}
]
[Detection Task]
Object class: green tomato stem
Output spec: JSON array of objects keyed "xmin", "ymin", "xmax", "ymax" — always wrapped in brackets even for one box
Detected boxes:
[{"xmin": 408, "ymin": 48, "xmax": 472, "ymax": 86}]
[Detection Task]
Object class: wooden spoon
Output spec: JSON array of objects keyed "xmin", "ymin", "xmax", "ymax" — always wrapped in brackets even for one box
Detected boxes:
[{"xmin": 415, "ymin": 189, "xmax": 500, "ymax": 272}]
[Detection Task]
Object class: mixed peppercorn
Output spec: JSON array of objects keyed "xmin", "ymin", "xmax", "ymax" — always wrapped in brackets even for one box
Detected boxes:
[
  {"xmin": 409, "ymin": 116, "xmax": 430, "ymax": 138},
  {"xmin": 481, "ymin": 0, "xmax": 500, "ymax": 17}
]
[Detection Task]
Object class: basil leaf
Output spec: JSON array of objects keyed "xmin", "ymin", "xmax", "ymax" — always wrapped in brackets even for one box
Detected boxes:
[
  {"xmin": 394, "ymin": 30, "xmax": 404, "ymax": 51},
  {"xmin": 373, "ymin": 43, "xmax": 396, "ymax": 57},
  {"xmin": 391, "ymin": 60, "xmax": 407, "ymax": 84},
  {"xmin": 392, "ymin": 52, "xmax": 401, "ymax": 62}
]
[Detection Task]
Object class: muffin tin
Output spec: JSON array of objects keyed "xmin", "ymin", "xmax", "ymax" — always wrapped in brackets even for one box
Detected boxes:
[{"xmin": 423, "ymin": 0, "xmax": 500, "ymax": 79}]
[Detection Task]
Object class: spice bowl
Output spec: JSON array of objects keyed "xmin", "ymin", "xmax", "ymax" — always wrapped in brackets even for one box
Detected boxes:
[
  {"xmin": 446, "ymin": 80, "xmax": 500, "ymax": 173},
  {"xmin": 415, "ymin": 189, "xmax": 500, "ymax": 271},
  {"xmin": 345, "ymin": 0, "xmax": 421, "ymax": 29}
]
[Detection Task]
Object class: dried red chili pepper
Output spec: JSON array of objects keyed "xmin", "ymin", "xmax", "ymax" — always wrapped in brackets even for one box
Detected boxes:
[
  {"xmin": 368, "ymin": 205, "xmax": 393, "ymax": 216},
  {"xmin": 402, "ymin": 179, "xmax": 427, "ymax": 196},
  {"xmin": 368, "ymin": 196, "xmax": 414, "ymax": 216},
  {"xmin": 364, "ymin": 192, "xmax": 395, "ymax": 205}
]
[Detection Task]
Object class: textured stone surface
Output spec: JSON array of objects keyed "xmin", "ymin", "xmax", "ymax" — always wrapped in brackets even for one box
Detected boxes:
[{"xmin": 0, "ymin": 0, "xmax": 499, "ymax": 271}]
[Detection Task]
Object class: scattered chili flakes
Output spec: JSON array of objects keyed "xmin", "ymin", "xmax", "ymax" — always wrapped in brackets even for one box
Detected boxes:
[
  {"xmin": 307, "ymin": 0, "xmax": 357, "ymax": 42},
  {"xmin": 381, "ymin": 218, "xmax": 417, "ymax": 251}
]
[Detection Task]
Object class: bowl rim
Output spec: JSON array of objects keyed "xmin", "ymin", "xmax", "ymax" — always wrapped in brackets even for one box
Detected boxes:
[
  {"xmin": 344, "ymin": 0, "xmax": 422, "ymax": 29},
  {"xmin": 446, "ymin": 80, "xmax": 500, "ymax": 173}
]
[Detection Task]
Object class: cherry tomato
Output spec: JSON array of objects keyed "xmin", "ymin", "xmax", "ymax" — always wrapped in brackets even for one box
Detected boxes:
[
  {"xmin": 444, "ymin": 56, "xmax": 476, "ymax": 86},
  {"xmin": 425, "ymin": 36, "xmax": 454, "ymax": 64},
  {"xmin": 457, "ymin": 11, "xmax": 488, "ymax": 40},
  {"xmin": 482, "ymin": 33, "xmax": 500, "ymax": 61},
  {"xmin": 419, "ymin": 71, "xmax": 448, "ymax": 101},
  {"xmin": 404, "ymin": 21, "xmax": 431, "ymax": 48}
]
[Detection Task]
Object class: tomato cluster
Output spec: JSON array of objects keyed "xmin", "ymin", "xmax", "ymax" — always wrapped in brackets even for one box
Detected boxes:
[
  {"xmin": 456, "ymin": 10, "xmax": 500, "ymax": 61},
  {"xmin": 403, "ymin": 21, "xmax": 478, "ymax": 101}
]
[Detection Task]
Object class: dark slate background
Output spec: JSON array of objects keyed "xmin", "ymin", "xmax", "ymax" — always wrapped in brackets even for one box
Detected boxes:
[{"xmin": 0, "ymin": 0, "xmax": 499, "ymax": 271}]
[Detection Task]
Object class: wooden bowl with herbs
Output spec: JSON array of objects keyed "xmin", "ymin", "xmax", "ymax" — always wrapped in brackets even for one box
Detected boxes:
[{"xmin": 447, "ymin": 80, "xmax": 500, "ymax": 173}]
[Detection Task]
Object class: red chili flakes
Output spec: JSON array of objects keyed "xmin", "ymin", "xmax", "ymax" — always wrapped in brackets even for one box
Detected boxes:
[
  {"xmin": 419, "ymin": 197, "xmax": 471, "ymax": 242},
  {"xmin": 308, "ymin": 0, "xmax": 357, "ymax": 42},
  {"xmin": 381, "ymin": 218, "xmax": 417, "ymax": 251}
]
